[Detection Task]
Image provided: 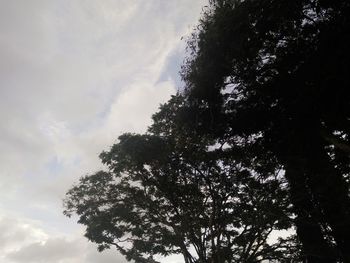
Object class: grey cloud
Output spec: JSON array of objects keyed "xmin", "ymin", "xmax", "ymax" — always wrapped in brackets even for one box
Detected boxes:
[
  {"xmin": 7, "ymin": 238, "xmax": 82, "ymax": 263},
  {"xmin": 0, "ymin": 215, "xmax": 127, "ymax": 263},
  {"xmin": 0, "ymin": 1, "xmax": 206, "ymax": 262},
  {"xmin": 0, "ymin": 217, "xmax": 47, "ymax": 254},
  {"xmin": 0, "ymin": 218, "xmax": 33, "ymax": 248},
  {"xmin": 6, "ymin": 236, "xmax": 127, "ymax": 263}
]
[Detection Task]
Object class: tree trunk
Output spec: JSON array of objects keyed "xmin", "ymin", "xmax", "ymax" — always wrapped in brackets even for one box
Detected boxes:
[
  {"xmin": 303, "ymin": 136, "xmax": 350, "ymax": 262},
  {"xmin": 284, "ymin": 161, "xmax": 337, "ymax": 263}
]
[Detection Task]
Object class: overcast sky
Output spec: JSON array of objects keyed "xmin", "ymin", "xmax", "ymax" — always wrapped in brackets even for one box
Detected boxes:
[{"xmin": 0, "ymin": 1, "xmax": 205, "ymax": 262}]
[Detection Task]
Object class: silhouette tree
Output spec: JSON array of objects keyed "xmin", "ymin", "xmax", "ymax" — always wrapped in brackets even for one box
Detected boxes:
[
  {"xmin": 181, "ymin": 0, "xmax": 350, "ymax": 261},
  {"xmin": 64, "ymin": 96, "xmax": 300, "ymax": 263}
]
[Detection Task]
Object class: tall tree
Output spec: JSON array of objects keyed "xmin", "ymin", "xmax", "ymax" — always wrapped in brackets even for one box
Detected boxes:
[
  {"xmin": 181, "ymin": 0, "xmax": 350, "ymax": 261},
  {"xmin": 64, "ymin": 96, "xmax": 300, "ymax": 263}
]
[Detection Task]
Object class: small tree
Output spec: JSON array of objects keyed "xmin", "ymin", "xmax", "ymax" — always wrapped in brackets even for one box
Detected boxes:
[{"xmin": 64, "ymin": 95, "xmax": 300, "ymax": 263}]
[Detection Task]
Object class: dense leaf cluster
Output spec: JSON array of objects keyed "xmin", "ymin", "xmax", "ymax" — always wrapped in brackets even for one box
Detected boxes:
[
  {"xmin": 65, "ymin": 0, "xmax": 350, "ymax": 262},
  {"xmin": 181, "ymin": 0, "xmax": 350, "ymax": 262},
  {"xmin": 64, "ymin": 96, "xmax": 300, "ymax": 263}
]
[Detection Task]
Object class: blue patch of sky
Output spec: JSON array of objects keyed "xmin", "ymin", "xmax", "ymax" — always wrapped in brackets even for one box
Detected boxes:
[
  {"xmin": 45, "ymin": 155, "xmax": 81, "ymax": 175},
  {"xmin": 157, "ymin": 47, "xmax": 186, "ymax": 91}
]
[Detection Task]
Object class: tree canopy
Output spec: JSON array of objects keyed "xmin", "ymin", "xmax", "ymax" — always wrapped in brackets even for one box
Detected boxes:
[
  {"xmin": 64, "ymin": 0, "xmax": 350, "ymax": 262},
  {"xmin": 64, "ymin": 96, "xmax": 300, "ymax": 263},
  {"xmin": 181, "ymin": 0, "xmax": 350, "ymax": 262}
]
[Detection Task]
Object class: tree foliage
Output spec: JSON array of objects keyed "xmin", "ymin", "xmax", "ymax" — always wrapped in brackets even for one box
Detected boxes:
[
  {"xmin": 64, "ymin": 0, "xmax": 350, "ymax": 261},
  {"xmin": 64, "ymin": 96, "xmax": 300, "ymax": 263},
  {"xmin": 181, "ymin": 0, "xmax": 350, "ymax": 262}
]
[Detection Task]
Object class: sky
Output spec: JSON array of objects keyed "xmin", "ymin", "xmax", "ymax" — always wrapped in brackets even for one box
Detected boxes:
[{"xmin": 0, "ymin": 1, "xmax": 206, "ymax": 262}]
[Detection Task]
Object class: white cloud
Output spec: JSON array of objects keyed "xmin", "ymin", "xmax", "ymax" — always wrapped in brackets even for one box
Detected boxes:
[
  {"xmin": 7, "ymin": 238, "xmax": 82, "ymax": 263},
  {"xmin": 0, "ymin": 217, "xmax": 47, "ymax": 256},
  {"xmin": 5, "ymin": 233, "xmax": 127, "ymax": 263},
  {"xmin": 0, "ymin": 0, "xmax": 206, "ymax": 262}
]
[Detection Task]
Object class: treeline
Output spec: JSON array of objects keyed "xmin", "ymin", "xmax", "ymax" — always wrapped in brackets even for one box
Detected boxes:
[{"xmin": 64, "ymin": 1, "xmax": 350, "ymax": 262}]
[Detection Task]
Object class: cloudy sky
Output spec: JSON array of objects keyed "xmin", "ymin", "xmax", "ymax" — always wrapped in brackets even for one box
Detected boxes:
[{"xmin": 0, "ymin": 1, "xmax": 205, "ymax": 262}]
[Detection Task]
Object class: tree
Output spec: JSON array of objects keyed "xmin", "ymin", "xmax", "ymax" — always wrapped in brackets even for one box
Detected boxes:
[
  {"xmin": 181, "ymin": 0, "xmax": 350, "ymax": 261},
  {"xmin": 64, "ymin": 95, "xmax": 300, "ymax": 263}
]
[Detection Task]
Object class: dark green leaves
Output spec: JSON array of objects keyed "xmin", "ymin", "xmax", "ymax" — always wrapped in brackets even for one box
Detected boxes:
[{"xmin": 64, "ymin": 96, "xmax": 299, "ymax": 262}]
